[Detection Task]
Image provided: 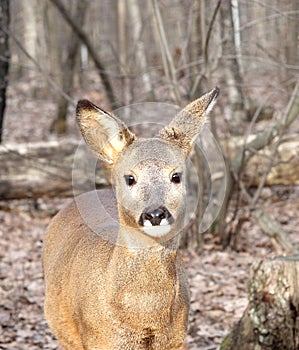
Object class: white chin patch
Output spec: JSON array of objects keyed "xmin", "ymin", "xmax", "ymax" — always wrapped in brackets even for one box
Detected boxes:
[{"xmin": 142, "ymin": 219, "xmax": 171, "ymax": 237}]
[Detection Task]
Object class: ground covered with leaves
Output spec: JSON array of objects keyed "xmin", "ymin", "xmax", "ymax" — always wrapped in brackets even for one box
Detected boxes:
[{"xmin": 0, "ymin": 193, "xmax": 298, "ymax": 350}]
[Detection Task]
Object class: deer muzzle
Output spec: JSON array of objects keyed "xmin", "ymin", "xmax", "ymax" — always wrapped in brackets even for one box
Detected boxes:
[{"xmin": 139, "ymin": 207, "xmax": 174, "ymax": 237}]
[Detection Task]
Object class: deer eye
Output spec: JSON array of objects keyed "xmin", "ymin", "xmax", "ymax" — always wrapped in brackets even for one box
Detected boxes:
[
  {"xmin": 124, "ymin": 174, "xmax": 136, "ymax": 186},
  {"xmin": 171, "ymin": 172, "xmax": 182, "ymax": 184}
]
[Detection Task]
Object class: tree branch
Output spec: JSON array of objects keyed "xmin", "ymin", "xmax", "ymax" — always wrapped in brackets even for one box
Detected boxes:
[{"xmin": 246, "ymin": 81, "xmax": 299, "ymax": 160}]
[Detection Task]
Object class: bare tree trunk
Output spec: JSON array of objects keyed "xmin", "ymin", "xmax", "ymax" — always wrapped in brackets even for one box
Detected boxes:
[
  {"xmin": 129, "ymin": 0, "xmax": 155, "ymax": 101},
  {"xmin": 51, "ymin": 0, "xmax": 88, "ymax": 134},
  {"xmin": 219, "ymin": 0, "xmax": 247, "ymax": 135},
  {"xmin": 21, "ymin": 0, "xmax": 38, "ymax": 77},
  {"xmin": 189, "ymin": 0, "xmax": 206, "ymax": 100},
  {"xmin": 181, "ymin": 146, "xmax": 205, "ymax": 253},
  {"xmin": 44, "ymin": 0, "xmax": 62, "ymax": 88},
  {"xmin": 285, "ymin": 0, "xmax": 299, "ymax": 80},
  {"xmin": 221, "ymin": 256, "xmax": 299, "ymax": 350},
  {"xmin": 0, "ymin": 0, "xmax": 10, "ymax": 143},
  {"xmin": 151, "ymin": 0, "xmax": 181, "ymax": 105},
  {"xmin": 231, "ymin": 0, "xmax": 243, "ymax": 74},
  {"xmin": 118, "ymin": 0, "xmax": 130, "ymax": 106},
  {"xmin": 49, "ymin": 0, "xmax": 119, "ymax": 108},
  {"xmin": 190, "ymin": 0, "xmax": 202, "ymax": 71}
]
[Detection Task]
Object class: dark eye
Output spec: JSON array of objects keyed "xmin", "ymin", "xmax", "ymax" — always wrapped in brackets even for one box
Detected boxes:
[
  {"xmin": 171, "ymin": 172, "xmax": 182, "ymax": 184},
  {"xmin": 124, "ymin": 174, "xmax": 136, "ymax": 186}
]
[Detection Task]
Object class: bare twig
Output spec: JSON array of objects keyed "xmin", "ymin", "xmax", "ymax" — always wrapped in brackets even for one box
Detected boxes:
[
  {"xmin": 232, "ymin": 80, "xmax": 299, "ymax": 175},
  {"xmin": 231, "ymin": 82, "xmax": 299, "ymax": 252},
  {"xmin": 250, "ymin": 81, "xmax": 299, "ymax": 208},
  {"xmin": 236, "ymin": 177, "xmax": 296, "ymax": 253}
]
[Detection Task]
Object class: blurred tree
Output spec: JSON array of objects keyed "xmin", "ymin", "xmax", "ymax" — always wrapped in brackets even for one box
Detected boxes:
[
  {"xmin": 49, "ymin": 0, "xmax": 118, "ymax": 109},
  {"xmin": 219, "ymin": 0, "xmax": 247, "ymax": 136},
  {"xmin": 130, "ymin": 0, "xmax": 155, "ymax": 101},
  {"xmin": 45, "ymin": 0, "xmax": 61, "ymax": 90},
  {"xmin": 0, "ymin": 0, "xmax": 10, "ymax": 143},
  {"xmin": 21, "ymin": 0, "xmax": 37, "ymax": 78},
  {"xmin": 117, "ymin": 0, "xmax": 127, "ymax": 104},
  {"xmin": 151, "ymin": 0, "xmax": 181, "ymax": 104},
  {"xmin": 285, "ymin": 0, "xmax": 299, "ymax": 79},
  {"xmin": 50, "ymin": 0, "xmax": 88, "ymax": 134}
]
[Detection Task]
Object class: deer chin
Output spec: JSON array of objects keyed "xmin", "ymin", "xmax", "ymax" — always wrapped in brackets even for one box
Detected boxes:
[{"xmin": 141, "ymin": 219, "xmax": 171, "ymax": 237}]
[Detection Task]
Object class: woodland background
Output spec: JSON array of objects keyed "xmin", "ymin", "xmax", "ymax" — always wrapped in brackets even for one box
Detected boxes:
[{"xmin": 0, "ymin": 0, "xmax": 298, "ymax": 349}]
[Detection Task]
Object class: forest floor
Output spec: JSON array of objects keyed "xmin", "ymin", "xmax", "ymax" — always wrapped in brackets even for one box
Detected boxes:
[
  {"xmin": 1, "ymin": 193, "xmax": 298, "ymax": 350},
  {"xmin": 1, "ymin": 77, "xmax": 299, "ymax": 349}
]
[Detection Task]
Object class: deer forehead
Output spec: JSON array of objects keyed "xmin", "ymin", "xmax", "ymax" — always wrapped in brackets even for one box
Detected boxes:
[{"xmin": 114, "ymin": 138, "xmax": 186, "ymax": 173}]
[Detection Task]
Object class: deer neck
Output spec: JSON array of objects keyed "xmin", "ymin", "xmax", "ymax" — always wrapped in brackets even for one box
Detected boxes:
[
  {"xmin": 107, "ymin": 224, "xmax": 179, "ymax": 286},
  {"xmin": 105, "ymin": 237, "xmax": 179, "ymax": 328},
  {"xmin": 106, "ymin": 226, "xmax": 179, "ymax": 308}
]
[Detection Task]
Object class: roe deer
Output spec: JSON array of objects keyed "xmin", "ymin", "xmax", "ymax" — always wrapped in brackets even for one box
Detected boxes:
[{"xmin": 43, "ymin": 87, "xmax": 219, "ymax": 350}]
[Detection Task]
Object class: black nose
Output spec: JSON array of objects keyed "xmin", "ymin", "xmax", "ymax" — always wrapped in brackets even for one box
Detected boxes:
[{"xmin": 143, "ymin": 207, "xmax": 169, "ymax": 226}]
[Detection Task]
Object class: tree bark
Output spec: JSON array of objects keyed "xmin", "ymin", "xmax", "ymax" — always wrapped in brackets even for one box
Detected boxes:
[
  {"xmin": 221, "ymin": 256, "xmax": 299, "ymax": 350},
  {"xmin": 0, "ymin": 0, "xmax": 10, "ymax": 143}
]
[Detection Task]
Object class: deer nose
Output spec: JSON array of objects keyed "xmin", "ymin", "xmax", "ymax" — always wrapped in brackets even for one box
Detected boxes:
[{"xmin": 143, "ymin": 207, "xmax": 169, "ymax": 226}]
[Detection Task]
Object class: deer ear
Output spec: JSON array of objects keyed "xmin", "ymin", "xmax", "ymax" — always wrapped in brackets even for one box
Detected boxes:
[
  {"xmin": 76, "ymin": 100, "xmax": 135, "ymax": 164},
  {"xmin": 159, "ymin": 87, "xmax": 219, "ymax": 155}
]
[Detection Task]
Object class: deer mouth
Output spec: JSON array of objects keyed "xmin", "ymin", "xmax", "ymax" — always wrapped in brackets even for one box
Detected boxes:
[{"xmin": 138, "ymin": 207, "xmax": 174, "ymax": 237}]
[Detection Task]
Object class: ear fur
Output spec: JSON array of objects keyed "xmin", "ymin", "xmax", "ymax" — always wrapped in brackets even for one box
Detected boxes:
[
  {"xmin": 76, "ymin": 100, "xmax": 135, "ymax": 164},
  {"xmin": 159, "ymin": 87, "xmax": 219, "ymax": 154}
]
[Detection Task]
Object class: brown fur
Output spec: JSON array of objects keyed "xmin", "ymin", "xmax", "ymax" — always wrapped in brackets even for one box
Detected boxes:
[{"xmin": 43, "ymin": 88, "xmax": 219, "ymax": 349}]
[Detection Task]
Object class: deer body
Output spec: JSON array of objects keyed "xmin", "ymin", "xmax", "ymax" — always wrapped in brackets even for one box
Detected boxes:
[{"xmin": 43, "ymin": 88, "xmax": 219, "ymax": 349}]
